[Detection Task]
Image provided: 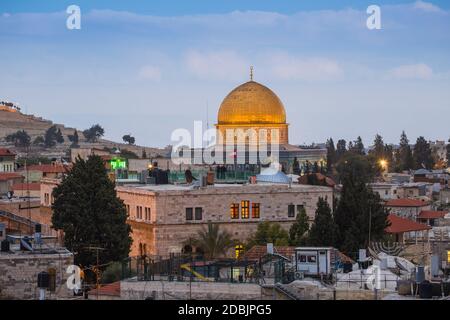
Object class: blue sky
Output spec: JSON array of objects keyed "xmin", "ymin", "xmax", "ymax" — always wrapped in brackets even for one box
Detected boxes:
[{"xmin": 1, "ymin": 1, "xmax": 449, "ymax": 147}]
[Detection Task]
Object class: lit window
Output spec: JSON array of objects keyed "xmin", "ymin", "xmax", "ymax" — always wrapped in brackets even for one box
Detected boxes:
[
  {"xmin": 251, "ymin": 203, "xmax": 260, "ymax": 218},
  {"xmin": 186, "ymin": 208, "xmax": 193, "ymax": 221},
  {"xmin": 241, "ymin": 201, "xmax": 249, "ymax": 219},
  {"xmin": 195, "ymin": 207, "xmax": 203, "ymax": 220},
  {"xmin": 230, "ymin": 203, "xmax": 239, "ymax": 219},
  {"xmin": 235, "ymin": 244, "xmax": 244, "ymax": 259}
]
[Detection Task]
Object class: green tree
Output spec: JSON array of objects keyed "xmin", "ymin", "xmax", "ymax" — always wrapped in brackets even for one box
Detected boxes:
[
  {"xmin": 68, "ymin": 130, "xmax": 79, "ymax": 148},
  {"xmin": 83, "ymin": 124, "xmax": 105, "ymax": 142},
  {"xmin": 56, "ymin": 128, "xmax": 64, "ymax": 144},
  {"xmin": 289, "ymin": 207, "xmax": 309, "ymax": 246},
  {"xmin": 336, "ymin": 139, "xmax": 347, "ymax": 161},
  {"xmin": 334, "ymin": 154, "xmax": 390, "ymax": 256},
  {"xmin": 33, "ymin": 136, "xmax": 45, "ymax": 146},
  {"xmin": 349, "ymin": 136, "xmax": 365, "ymax": 155},
  {"xmin": 120, "ymin": 149, "xmax": 139, "ymax": 159},
  {"xmin": 5, "ymin": 130, "xmax": 30, "ymax": 148},
  {"xmin": 122, "ymin": 134, "xmax": 135, "ymax": 145},
  {"xmin": 370, "ymin": 134, "xmax": 385, "ymax": 160},
  {"xmin": 396, "ymin": 131, "xmax": 414, "ymax": 172},
  {"xmin": 326, "ymin": 138, "xmax": 336, "ymax": 173},
  {"xmin": 413, "ymin": 136, "xmax": 434, "ymax": 169},
  {"xmin": 247, "ymin": 221, "xmax": 289, "ymax": 247},
  {"xmin": 188, "ymin": 222, "xmax": 235, "ymax": 260},
  {"xmin": 51, "ymin": 155, "xmax": 132, "ymax": 267},
  {"xmin": 307, "ymin": 197, "xmax": 338, "ymax": 247},
  {"xmin": 44, "ymin": 125, "xmax": 59, "ymax": 148}
]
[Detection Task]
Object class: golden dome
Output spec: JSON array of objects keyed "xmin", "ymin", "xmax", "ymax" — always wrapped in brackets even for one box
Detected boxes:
[{"xmin": 217, "ymin": 81, "xmax": 286, "ymax": 125}]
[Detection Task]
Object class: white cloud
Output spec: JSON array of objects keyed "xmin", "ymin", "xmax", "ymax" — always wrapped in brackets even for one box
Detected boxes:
[
  {"xmin": 264, "ymin": 53, "xmax": 343, "ymax": 81},
  {"xmin": 185, "ymin": 50, "xmax": 248, "ymax": 81},
  {"xmin": 388, "ymin": 63, "xmax": 433, "ymax": 80},
  {"xmin": 413, "ymin": 1, "xmax": 443, "ymax": 13},
  {"xmin": 138, "ymin": 65, "xmax": 162, "ymax": 81}
]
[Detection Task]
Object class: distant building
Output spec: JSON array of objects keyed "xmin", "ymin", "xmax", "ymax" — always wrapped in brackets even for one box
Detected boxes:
[
  {"xmin": 384, "ymin": 198, "xmax": 431, "ymax": 220},
  {"xmin": 0, "ymin": 148, "xmax": 16, "ymax": 173},
  {"xmin": 370, "ymin": 183, "xmax": 399, "ymax": 200},
  {"xmin": 0, "ymin": 243, "xmax": 73, "ymax": 300},
  {"xmin": 116, "ymin": 183, "xmax": 333, "ymax": 257},
  {"xmin": 0, "ymin": 172, "xmax": 24, "ymax": 195},
  {"xmin": 19, "ymin": 163, "xmax": 70, "ymax": 183},
  {"xmin": 10, "ymin": 182, "xmax": 41, "ymax": 198}
]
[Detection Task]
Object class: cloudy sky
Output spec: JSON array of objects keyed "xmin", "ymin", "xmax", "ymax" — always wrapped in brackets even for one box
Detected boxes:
[{"xmin": 1, "ymin": 0, "xmax": 449, "ymax": 147}]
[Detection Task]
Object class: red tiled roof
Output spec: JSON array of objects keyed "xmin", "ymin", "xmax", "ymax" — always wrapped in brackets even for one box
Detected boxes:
[
  {"xmin": 11, "ymin": 183, "xmax": 41, "ymax": 191},
  {"xmin": 0, "ymin": 172, "xmax": 23, "ymax": 181},
  {"xmin": 385, "ymin": 214, "xmax": 431, "ymax": 234},
  {"xmin": 385, "ymin": 198, "xmax": 429, "ymax": 207},
  {"xmin": 0, "ymin": 148, "xmax": 15, "ymax": 156},
  {"xmin": 89, "ymin": 281, "xmax": 120, "ymax": 297},
  {"xmin": 418, "ymin": 210, "xmax": 447, "ymax": 220},
  {"xmin": 24, "ymin": 164, "xmax": 70, "ymax": 173}
]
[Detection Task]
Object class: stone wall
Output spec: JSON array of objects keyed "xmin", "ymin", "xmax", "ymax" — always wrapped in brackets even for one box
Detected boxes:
[
  {"xmin": 121, "ymin": 280, "xmax": 263, "ymax": 300},
  {"xmin": 0, "ymin": 251, "xmax": 73, "ymax": 300}
]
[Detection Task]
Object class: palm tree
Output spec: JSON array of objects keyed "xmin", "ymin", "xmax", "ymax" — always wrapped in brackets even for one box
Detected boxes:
[{"xmin": 188, "ymin": 223, "xmax": 235, "ymax": 260}]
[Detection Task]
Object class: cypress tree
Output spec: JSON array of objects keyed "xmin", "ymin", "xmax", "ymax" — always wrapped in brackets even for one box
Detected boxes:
[
  {"xmin": 289, "ymin": 207, "xmax": 310, "ymax": 246},
  {"xmin": 51, "ymin": 155, "xmax": 132, "ymax": 267},
  {"xmin": 307, "ymin": 198, "xmax": 338, "ymax": 247}
]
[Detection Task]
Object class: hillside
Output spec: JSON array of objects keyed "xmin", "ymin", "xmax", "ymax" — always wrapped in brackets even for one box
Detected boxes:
[{"xmin": 0, "ymin": 108, "xmax": 168, "ymax": 158}]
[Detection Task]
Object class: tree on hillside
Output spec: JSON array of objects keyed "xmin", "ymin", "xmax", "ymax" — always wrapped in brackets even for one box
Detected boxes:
[
  {"xmin": 334, "ymin": 153, "xmax": 390, "ymax": 256},
  {"xmin": 395, "ymin": 131, "xmax": 414, "ymax": 172},
  {"xmin": 413, "ymin": 136, "xmax": 434, "ymax": 170},
  {"xmin": 326, "ymin": 138, "xmax": 336, "ymax": 173},
  {"xmin": 289, "ymin": 206, "xmax": 309, "ymax": 246},
  {"xmin": 307, "ymin": 197, "xmax": 338, "ymax": 247},
  {"xmin": 247, "ymin": 221, "xmax": 289, "ymax": 247},
  {"xmin": 187, "ymin": 223, "xmax": 235, "ymax": 260},
  {"xmin": 6, "ymin": 130, "xmax": 31, "ymax": 148},
  {"xmin": 83, "ymin": 124, "xmax": 105, "ymax": 143},
  {"xmin": 142, "ymin": 149, "xmax": 147, "ymax": 159},
  {"xmin": 33, "ymin": 136, "xmax": 45, "ymax": 147},
  {"xmin": 44, "ymin": 125, "xmax": 59, "ymax": 148},
  {"xmin": 51, "ymin": 155, "xmax": 132, "ymax": 268},
  {"xmin": 119, "ymin": 149, "xmax": 139, "ymax": 159},
  {"xmin": 56, "ymin": 128, "xmax": 64, "ymax": 144},
  {"xmin": 68, "ymin": 130, "xmax": 79, "ymax": 148},
  {"xmin": 122, "ymin": 134, "xmax": 135, "ymax": 145}
]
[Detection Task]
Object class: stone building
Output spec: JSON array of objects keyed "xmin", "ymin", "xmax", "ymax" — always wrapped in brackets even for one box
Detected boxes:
[
  {"xmin": 0, "ymin": 246, "xmax": 73, "ymax": 300},
  {"xmin": 0, "ymin": 148, "xmax": 16, "ymax": 173},
  {"xmin": 116, "ymin": 183, "xmax": 333, "ymax": 257}
]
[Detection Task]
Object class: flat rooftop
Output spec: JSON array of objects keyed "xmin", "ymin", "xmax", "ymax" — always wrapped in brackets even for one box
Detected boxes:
[{"xmin": 117, "ymin": 182, "xmax": 332, "ymax": 194}]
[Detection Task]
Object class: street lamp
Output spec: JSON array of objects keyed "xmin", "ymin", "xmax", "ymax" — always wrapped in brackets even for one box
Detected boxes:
[{"xmin": 379, "ymin": 159, "xmax": 388, "ymax": 170}]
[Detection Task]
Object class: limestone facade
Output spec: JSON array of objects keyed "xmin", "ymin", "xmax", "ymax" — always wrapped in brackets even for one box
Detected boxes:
[{"xmin": 117, "ymin": 184, "xmax": 333, "ymax": 257}]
